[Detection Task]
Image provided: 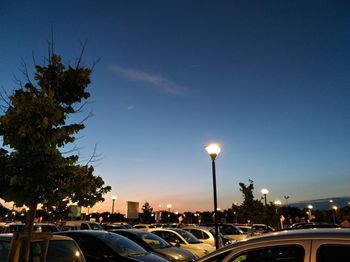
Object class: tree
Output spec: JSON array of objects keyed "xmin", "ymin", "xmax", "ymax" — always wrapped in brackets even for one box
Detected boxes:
[
  {"xmin": 140, "ymin": 201, "xmax": 153, "ymax": 223},
  {"xmin": 237, "ymin": 180, "xmax": 265, "ymax": 224},
  {"xmin": 0, "ymin": 48, "xmax": 111, "ymax": 261}
]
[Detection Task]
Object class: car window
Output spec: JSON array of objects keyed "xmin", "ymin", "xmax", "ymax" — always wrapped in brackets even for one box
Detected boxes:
[
  {"xmin": 139, "ymin": 232, "xmax": 171, "ymax": 249},
  {"xmin": 317, "ymin": 244, "xmax": 350, "ymax": 262},
  {"xmin": 46, "ymin": 240, "xmax": 85, "ymax": 262},
  {"xmin": 228, "ymin": 245, "xmax": 304, "ymax": 262},
  {"xmin": 100, "ymin": 233, "xmax": 148, "ymax": 257},
  {"xmin": 72, "ymin": 234, "xmax": 115, "ymax": 259},
  {"xmin": 189, "ymin": 229, "xmax": 208, "ymax": 239},
  {"xmin": 173, "ymin": 229, "xmax": 201, "ymax": 244}
]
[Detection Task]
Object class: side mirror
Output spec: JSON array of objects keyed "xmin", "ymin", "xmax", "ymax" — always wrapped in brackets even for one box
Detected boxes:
[{"xmin": 175, "ymin": 239, "xmax": 181, "ymax": 248}]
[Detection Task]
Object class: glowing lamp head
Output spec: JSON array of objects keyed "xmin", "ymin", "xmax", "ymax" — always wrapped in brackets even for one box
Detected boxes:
[
  {"xmin": 261, "ymin": 188, "xmax": 269, "ymax": 195},
  {"xmin": 205, "ymin": 144, "xmax": 221, "ymax": 160},
  {"xmin": 111, "ymin": 196, "xmax": 117, "ymax": 200},
  {"xmin": 308, "ymin": 205, "xmax": 313, "ymax": 209}
]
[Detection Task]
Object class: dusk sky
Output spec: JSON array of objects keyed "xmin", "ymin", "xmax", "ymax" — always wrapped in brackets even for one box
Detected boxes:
[{"xmin": 1, "ymin": 1, "xmax": 349, "ymax": 213}]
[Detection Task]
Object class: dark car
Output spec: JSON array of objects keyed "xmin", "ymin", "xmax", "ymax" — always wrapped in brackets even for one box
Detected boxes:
[
  {"xmin": 55, "ymin": 230, "xmax": 168, "ymax": 262},
  {"xmin": 0, "ymin": 232, "xmax": 85, "ymax": 262},
  {"xmin": 287, "ymin": 222, "xmax": 340, "ymax": 229},
  {"xmin": 111, "ymin": 229, "xmax": 197, "ymax": 262}
]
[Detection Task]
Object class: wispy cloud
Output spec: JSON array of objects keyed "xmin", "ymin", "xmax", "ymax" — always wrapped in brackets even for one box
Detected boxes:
[{"xmin": 110, "ymin": 65, "xmax": 186, "ymax": 95}]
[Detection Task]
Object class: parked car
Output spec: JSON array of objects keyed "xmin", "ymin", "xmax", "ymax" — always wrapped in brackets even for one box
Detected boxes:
[
  {"xmin": 0, "ymin": 232, "xmax": 85, "ymax": 262},
  {"xmin": 60, "ymin": 221, "xmax": 103, "ymax": 231},
  {"xmin": 55, "ymin": 230, "xmax": 168, "ymax": 261},
  {"xmin": 249, "ymin": 223, "xmax": 275, "ymax": 235},
  {"xmin": 217, "ymin": 224, "xmax": 248, "ymax": 241},
  {"xmin": 287, "ymin": 222, "xmax": 340, "ymax": 230},
  {"xmin": 111, "ymin": 229, "xmax": 197, "ymax": 261},
  {"xmin": 149, "ymin": 228, "xmax": 215, "ymax": 258},
  {"xmin": 0, "ymin": 222, "xmax": 60, "ymax": 233},
  {"xmin": 101, "ymin": 223, "xmax": 131, "ymax": 230},
  {"xmin": 196, "ymin": 228, "xmax": 350, "ymax": 261},
  {"xmin": 182, "ymin": 226, "xmax": 230, "ymax": 248},
  {"xmin": 133, "ymin": 224, "xmax": 157, "ymax": 231}
]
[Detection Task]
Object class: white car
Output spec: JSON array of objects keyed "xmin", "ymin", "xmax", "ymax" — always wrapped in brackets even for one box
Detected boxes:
[
  {"xmin": 149, "ymin": 228, "xmax": 215, "ymax": 258},
  {"xmin": 196, "ymin": 228, "xmax": 350, "ymax": 261},
  {"xmin": 182, "ymin": 226, "xmax": 226, "ymax": 248}
]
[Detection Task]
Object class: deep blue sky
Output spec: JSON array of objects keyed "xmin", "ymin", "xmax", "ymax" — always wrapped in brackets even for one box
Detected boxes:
[{"xmin": 1, "ymin": 1, "xmax": 349, "ymax": 212}]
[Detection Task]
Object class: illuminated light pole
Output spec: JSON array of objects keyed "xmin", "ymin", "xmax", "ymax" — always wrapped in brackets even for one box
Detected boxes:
[
  {"xmin": 111, "ymin": 196, "xmax": 117, "ymax": 214},
  {"xmin": 205, "ymin": 143, "xmax": 221, "ymax": 250},
  {"xmin": 261, "ymin": 188, "xmax": 269, "ymax": 206},
  {"xmin": 307, "ymin": 205, "xmax": 313, "ymax": 222},
  {"xmin": 274, "ymin": 200, "xmax": 283, "ymax": 229},
  {"xmin": 167, "ymin": 204, "xmax": 172, "ymax": 212},
  {"xmin": 332, "ymin": 205, "xmax": 338, "ymax": 224}
]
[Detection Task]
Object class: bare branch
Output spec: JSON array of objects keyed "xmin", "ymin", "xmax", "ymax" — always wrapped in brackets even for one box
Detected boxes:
[
  {"xmin": 79, "ymin": 111, "xmax": 94, "ymax": 125},
  {"xmin": 76, "ymin": 40, "xmax": 88, "ymax": 69},
  {"xmin": 91, "ymin": 58, "xmax": 101, "ymax": 71},
  {"xmin": 85, "ymin": 144, "xmax": 103, "ymax": 166}
]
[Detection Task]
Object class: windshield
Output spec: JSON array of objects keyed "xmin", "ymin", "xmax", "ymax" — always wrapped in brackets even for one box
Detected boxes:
[
  {"xmin": 46, "ymin": 240, "xmax": 85, "ymax": 262},
  {"xmin": 139, "ymin": 232, "xmax": 171, "ymax": 249},
  {"xmin": 173, "ymin": 229, "xmax": 201, "ymax": 244},
  {"xmin": 100, "ymin": 233, "xmax": 148, "ymax": 257},
  {"xmin": 89, "ymin": 223, "xmax": 103, "ymax": 230}
]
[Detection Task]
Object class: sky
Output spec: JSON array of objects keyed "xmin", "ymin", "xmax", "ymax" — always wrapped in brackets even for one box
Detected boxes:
[{"xmin": 0, "ymin": 1, "xmax": 350, "ymax": 213}]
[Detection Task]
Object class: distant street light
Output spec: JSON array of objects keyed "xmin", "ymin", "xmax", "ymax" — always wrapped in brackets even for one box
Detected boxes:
[
  {"xmin": 205, "ymin": 143, "xmax": 221, "ymax": 250},
  {"xmin": 307, "ymin": 205, "xmax": 313, "ymax": 222},
  {"xmin": 167, "ymin": 204, "xmax": 172, "ymax": 212},
  {"xmin": 261, "ymin": 188, "xmax": 269, "ymax": 206},
  {"xmin": 111, "ymin": 195, "xmax": 117, "ymax": 214},
  {"xmin": 332, "ymin": 205, "xmax": 338, "ymax": 224}
]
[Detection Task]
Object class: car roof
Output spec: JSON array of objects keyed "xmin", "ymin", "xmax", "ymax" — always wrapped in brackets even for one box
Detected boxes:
[
  {"xmin": 226, "ymin": 228, "xmax": 350, "ymax": 246},
  {"xmin": 0, "ymin": 233, "xmax": 73, "ymax": 241},
  {"xmin": 56, "ymin": 230, "xmax": 113, "ymax": 237}
]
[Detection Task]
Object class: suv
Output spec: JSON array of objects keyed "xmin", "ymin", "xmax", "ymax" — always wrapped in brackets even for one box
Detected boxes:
[
  {"xmin": 0, "ymin": 232, "xmax": 85, "ymax": 261},
  {"xmin": 196, "ymin": 228, "xmax": 350, "ymax": 261},
  {"xmin": 60, "ymin": 221, "xmax": 103, "ymax": 231}
]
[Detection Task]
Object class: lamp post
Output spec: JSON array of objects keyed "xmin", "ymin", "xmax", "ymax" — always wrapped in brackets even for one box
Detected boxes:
[
  {"xmin": 205, "ymin": 143, "xmax": 221, "ymax": 250},
  {"xmin": 167, "ymin": 204, "xmax": 172, "ymax": 212},
  {"xmin": 332, "ymin": 205, "xmax": 338, "ymax": 224},
  {"xmin": 261, "ymin": 188, "xmax": 269, "ymax": 206},
  {"xmin": 111, "ymin": 195, "xmax": 117, "ymax": 214},
  {"xmin": 307, "ymin": 205, "xmax": 313, "ymax": 222},
  {"xmin": 274, "ymin": 200, "xmax": 282, "ymax": 229}
]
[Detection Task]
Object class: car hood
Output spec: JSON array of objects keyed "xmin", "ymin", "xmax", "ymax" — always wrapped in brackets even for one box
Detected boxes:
[
  {"xmin": 127, "ymin": 252, "xmax": 169, "ymax": 262},
  {"xmin": 153, "ymin": 246, "xmax": 197, "ymax": 261}
]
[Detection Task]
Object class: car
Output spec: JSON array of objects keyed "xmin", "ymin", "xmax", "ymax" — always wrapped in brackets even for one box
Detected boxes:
[
  {"xmin": 55, "ymin": 230, "xmax": 169, "ymax": 261},
  {"xmin": 60, "ymin": 221, "xmax": 104, "ymax": 231},
  {"xmin": 181, "ymin": 226, "xmax": 228, "ymax": 248},
  {"xmin": 196, "ymin": 228, "xmax": 350, "ymax": 261},
  {"xmin": 217, "ymin": 224, "xmax": 248, "ymax": 241},
  {"xmin": 287, "ymin": 222, "xmax": 340, "ymax": 229},
  {"xmin": 111, "ymin": 229, "xmax": 197, "ymax": 261},
  {"xmin": 0, "ymin": 222, "xmax": 60, "ymax": 233},
  {"xmin": 132, "ymin": 224, "xmax": 157, "ymax": 231},
  {"xmin": 0, "ymin": 232, "xmax": 85, "ymax": 262},
  {"xmin": 101, "ymin": 223, "xmax": 131, "ymax": 230},
  {"xmin": 149, "ymin": 228, "xmax": 215, "ymax": 258}
]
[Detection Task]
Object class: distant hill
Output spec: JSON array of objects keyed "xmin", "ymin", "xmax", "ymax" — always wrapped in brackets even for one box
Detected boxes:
[{"xmin": 288, "ymin": 197, "xmax": 350, "ymax": 210}]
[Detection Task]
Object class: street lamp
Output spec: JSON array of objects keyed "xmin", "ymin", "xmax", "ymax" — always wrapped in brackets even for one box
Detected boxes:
[
  {"xmin": 205, "ymin": 143, "xmax": 221, "ymax": 250},
  {"xmin": 332, "ymin": 205, "xmax": 338, "ymax": 224},
  {"xmin": 111, "ymin": 195, "xmax": 117, "ymax": 214},
  {"xmin": 261, "ymin": 188, "xmax": 269, "ymax": 206},
  {"xmin": 167, "ymin": 204, "xmax": 172, "ymax": 212},
  {"xmin": 307, "ymin": 205, "xmax": 313, "ymax": 222}
]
